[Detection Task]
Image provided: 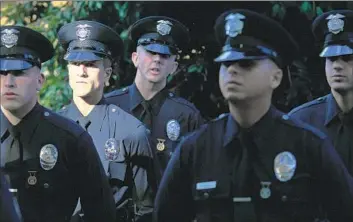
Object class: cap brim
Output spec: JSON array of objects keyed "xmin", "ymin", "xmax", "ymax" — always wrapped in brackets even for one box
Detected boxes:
[
  {"xmin": 319, "ymin": 45, "xmax": 353, "ymax": 57},
  {"xmin": 143, "ymin": 43, "xmax": 173, "ymax": 55},
  {"xmin": 214, "ymin": 50, "xmax": 268, "ymax": 63},
  {"xmin": 64, "ymin": 51, "xmax": 105, "ymax": 62},
  {"xmin": 0, "ymin": 59, "xmax": 34, "ymax": 71}
]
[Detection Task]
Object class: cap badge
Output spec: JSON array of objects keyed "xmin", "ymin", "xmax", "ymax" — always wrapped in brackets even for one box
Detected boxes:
[
  {"xmin": 1, "ymin": 29, "xmax": 19, "ymax": 48},
  {"xmin": 326, "ymin": 14, "xmax": 345, "ymax": 35},
  {"xmin": 156, "ymin": 20, "xmax": 173, "ymax": 36},
  {"xmin": 225, "ymin": 13, "xmax": 245, "ymax": 38},
  {"xmin": 76, "ymin": 24, "xmax": 92, "ymax": 41}
]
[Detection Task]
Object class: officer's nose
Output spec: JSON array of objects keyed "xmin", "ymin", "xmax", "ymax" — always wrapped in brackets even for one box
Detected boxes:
[
  {"xmin": 332, "ymin": 59, "xmax": 344, "ymax": 72},
  {"xmin": 152, "ymin": 53, "xmax": 163, "ymax": 63},
  {"xmin": 77, "ymin": 64, "xmax": 88, "ymax": 77},
  {"xmin": 3, "ymin": 73, "xmax": 16, "ymax": 88}
]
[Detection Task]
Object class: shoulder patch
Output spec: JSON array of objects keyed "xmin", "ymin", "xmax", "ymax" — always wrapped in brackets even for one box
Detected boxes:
[
  {"xmin": 288, "ymin": 94, "xmax": 329, "ymax": 116},
  {"xmin": 167, "ymin": 94, "xmax": 200, "ymax": 112},
  {"xmin": 42, "ymin": 107, "xmax": 85, "ymax": 138},
  {"xmin": 104, "ymin": 87, "xmax": 129, "ymax": 98},
  {"xmin": 277, "ymin": 114, "xmax": 327, "ymax": 140}
]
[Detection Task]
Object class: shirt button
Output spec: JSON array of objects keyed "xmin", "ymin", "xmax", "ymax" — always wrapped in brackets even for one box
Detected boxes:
[
  {"xmin": 281, "ymin": 195, "xmax": 288, "ymax": 202},
  {"xmin": 44, "ymin": 112, "xmax": 50, "ymax": 117},
  {"xmin": 43, "ymin": 183, "xmax": 50, "ymax": 189},
  {"xmin": 203, "ymin": 192, "xmax": 209, "ymax": 199},
  {"xmin": 112, "ymin": 108, "xmax": 116, "ymax": 113},
  {"xmin": 282, "ymin": 115, "xmax": 289, "ymax": 120}
]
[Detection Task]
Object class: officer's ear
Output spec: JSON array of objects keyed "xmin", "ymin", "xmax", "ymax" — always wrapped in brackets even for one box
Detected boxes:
[
  {"xmin": 131, "ymin": 51, "xmax": 138, "ymax": 68},
  {"xmin": 270, "ymin": 66, "xmax": 283, "ymax": 90},
  {"xmin": 36, "ymin": 73, "xmax": 45, "ymax": 92},
  {"xmin": 104, "ymin": 67, "xmax": 112, "ymax": 86}
]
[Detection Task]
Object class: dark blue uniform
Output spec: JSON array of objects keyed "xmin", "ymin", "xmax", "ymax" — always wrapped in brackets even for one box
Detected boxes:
[
  {"xmin": 154, "ymin": 107, "xmax": 353, "ymax": 222},
  {"xmin": 105, "ymin": 16, "xmax": 204, "ymax": 185},
  {"xmin": 153, "ymin": 9, "xmax": 353, "ymax": 222},
  {"xmin": 0, "ymin": 25, "xmax": 116, "ymax": 222},
  {"xmin": 288, "ymin": 94, "xmax": 353, "ymax": 175},
  {"xmin": 0, "ymin": 170, "xmax": 21, "ymax": 222},
  {"xmin": 288, "ymin": 10, "xmax": 353, "ymax": 176}
]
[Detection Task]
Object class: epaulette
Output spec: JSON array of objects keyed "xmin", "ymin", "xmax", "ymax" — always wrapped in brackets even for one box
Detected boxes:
[
  {"xmin": 104, "ymin": 87, "xmax": 129, "ymax": 98},
  {"xmin": 166, "ymin": 92, "xmax": 200, "ymax": 112},
  {"xmin": 277, "ymin": 113, "xmax": 326, "ymax": 140},
  {"xmin": 41, "ymin": 107, "xmax": 85, "ymax": 138},
  {"xmin": 287, "ymin": 94, "xmax": 329, "ymax": 116}
]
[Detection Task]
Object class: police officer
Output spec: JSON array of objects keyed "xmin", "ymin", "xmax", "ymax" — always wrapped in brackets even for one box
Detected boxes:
[
  {"xmin": 153, "ymin": 9, "xmax": 353, "ymax": 222},
  {"xmin": 288, "ymin": 10, "xmax": 353, "ymax": 175},
  {"xmin": 104, "ymin": 16, "xmax": 205, "ymax": 185},
  {"xmin": 0, "ymin": 170, "xmax": 21, "ymax": 222},
  {"xmin": 57, "ymin": 21, "xmax": 155, "ymax": 222},
  {"xmin": 0, "ymin": 25, "xmax": 115, "ymax": 222}
]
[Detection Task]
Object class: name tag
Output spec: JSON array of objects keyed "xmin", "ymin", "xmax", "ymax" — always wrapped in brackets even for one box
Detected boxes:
[{"xmin": 196, "ymin": 181, "xmax": 217, "ymax": 190}]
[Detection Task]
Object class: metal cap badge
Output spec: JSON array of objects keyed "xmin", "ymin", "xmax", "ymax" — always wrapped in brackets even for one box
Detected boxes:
[
  {"xmin": 40, "ymin": 144, "xmax": 58, "ymax": 171},
  {"xmin": 225, "ymin": 13, "xmax": 245, "ymax": 38},
  {"xmin": 156, "ymin": 20, "xmax": 173, "ymax": 36},
  {"xmin": 1, "ymin": 29, "xmax": 19, "ymax": 48},
  {"xmin": 104, "ymin": 138, "xmax": 120, "ymax": 161},
  {"xmin": 166, "ymin": 119, "xmax": 181, "ymax": 141},
  {"xmin": 76, "ymin": 24, "xmax": 92, "ymax": 41},
  {"xmin": 274, "ymin": 151, "xmax": 297, "ymax": 182},
  {"xmin": 326, "ymin": 14, "xmax": 345, "ymax": 34}
]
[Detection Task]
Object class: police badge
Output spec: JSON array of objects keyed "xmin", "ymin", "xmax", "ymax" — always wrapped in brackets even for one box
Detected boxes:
[
  {"xmin": 1, "ymin": 29, "xmax": 19, "ymax": 48},
  {"xmin": 166, "ymin": 119, "xmax": 181, "ymax": 141},
  {"xmin": 156, "ymin": 20, "xmax": 173, "ymax": 36},
  {"xmin": 326, "ymin": 14, "xmax": 345, "ymax": 34},
  {"xmin": 274, "ymin": 151, "xmax": 297, "ymax": 182},
  {"xmin": 156, "ymin": 138, "xmax": 166, "ymax": 151},
  {"xmin": 39, "ymin": 144, "xmax": 58, "ymax": 171},
  {"xmin": 76, "ymin": 24, "xmax": 92, "ymax": 41},
  {"xmin": 225, "ymin": 13, "xmax": 245, "ymax": 38},
  {"xmin": 104, "ymin": 138, "xmax": 119, "ymax": 161}
]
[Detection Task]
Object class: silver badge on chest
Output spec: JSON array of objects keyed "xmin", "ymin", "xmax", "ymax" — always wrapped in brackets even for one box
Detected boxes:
[
  {"xmin": 105, "ymin": 138, "xmax": 120, "ymax": 161},
  {"xmin": 156, "ymin": 20, "xmax": 173, "ymax": 36},
  {"xmin": 225, "ymin": 13, "xmax": 245, "ymax": 38},
  {"xmin": 76, "ymin": 24, "xmax": 92, "ymax": 41},
  {"xmin": 274, "ymin": 151, "xmax": 297, "ymax": 182},
  {"xmin": 1, "ymin": 29, "xmax": 19, "ymax": 48},
  {"xmin": 39, "ymin": 144, "xmax": 58, "ymax": 171},
  {"xmin": 326, "ymin": 14, "xmax": 345, "ymax": 34},
  {"xmin": 166, "ymin": 119, "xmax": 181, "ymax": 141}
]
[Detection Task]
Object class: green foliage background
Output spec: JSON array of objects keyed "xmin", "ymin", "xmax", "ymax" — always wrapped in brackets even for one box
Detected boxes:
[{"xmin": 2, "ymin": 1, "xmax": 352, "ymax": 119}]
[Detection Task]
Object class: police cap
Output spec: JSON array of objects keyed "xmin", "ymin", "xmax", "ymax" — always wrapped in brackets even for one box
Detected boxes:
[
  {"xmin": 58, "ymin": 20, "xmax": 123, "ymax": 62},
  {"xmin": 129, "ymin": 16, "xmax": 190, "ymax": 55},
  {"xmin": 0, "ymin": 26, "xmax": 54, "ymax": 71},
  {"xmin": 213, "ymin": 9, "xmax": 299, "ymax": 67},
  {"xmin": 312, "ymin": 9, "xmax": 353, "ymax": 57}
]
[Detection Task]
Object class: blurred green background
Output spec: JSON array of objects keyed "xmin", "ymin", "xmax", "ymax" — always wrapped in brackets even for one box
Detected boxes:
[{"xmin": 2, "ymin": 1, "xmax": 352, "ymax": 120}]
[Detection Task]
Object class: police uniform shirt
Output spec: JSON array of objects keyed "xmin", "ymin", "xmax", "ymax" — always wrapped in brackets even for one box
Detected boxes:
[
  {"xmin": 153, "ymin": 106, "xmax": 353, "ymax": 222},
  {"xmin": 105, "ymin": 83, "xmax": 204, "ymax": 182},
  {"xmin": 288, "ymin": 94, "xmax": 353, "ymax": 175},
  {"xmin": 0, "ymin": 103, "xmax": 116, "ymax": 222},
  {"xmin": 0, "ymin": 170, "xmax": 21, "ymax": 222},
  {"xmin": 59, "ymin": 99, "xmax": 155, "ymax": 218}
]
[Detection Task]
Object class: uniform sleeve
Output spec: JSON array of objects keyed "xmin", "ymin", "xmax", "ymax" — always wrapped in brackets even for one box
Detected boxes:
[
  {"xmin": 316, "ymin": 137, "xmax": 353, "ymax": 221},
  {"xmin": 73, "ymin": 132, "xmax": 116, "ymax": 222},
  {"xmin": 153, "ymin": 136, "xmax": 195, "ymax": 222},
  {"xmin": 109, "ymin": 126, "xmax": 155, "ymax": 221},
  {"xmin": 189, "ymin": 110, "xmax": 205, "ymax": 131},
  {"xmin": 0, "ymin": 171, "xmax": 21, "ymax": 222}
]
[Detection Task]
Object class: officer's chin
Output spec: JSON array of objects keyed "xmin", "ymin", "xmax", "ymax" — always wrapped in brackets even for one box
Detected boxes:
[{"xmin": 330, "ymin": 83, "xmax": 353, "ymax": 94}]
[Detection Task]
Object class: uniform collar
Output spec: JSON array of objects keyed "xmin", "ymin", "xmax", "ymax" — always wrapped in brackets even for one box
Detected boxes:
[
  {"xmin": 66, "ymin": 97, "xmax": 107, "ymax": 129},
  {"xmin": 223, "ymin": 105, "xmax": 280, "ymax": 147},
  {"xmin": 130, "ymin": 83, "xmax": 168, "ymax": 115},
  {"xmin": 324, "ymin": 93, "xmax": 353, "ymax": 126},
  {"xmin": 1, "ymin": 103, "xmax": 42, "ymax": 142}
]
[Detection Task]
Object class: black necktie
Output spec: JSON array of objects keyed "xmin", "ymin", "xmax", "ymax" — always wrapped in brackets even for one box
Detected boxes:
[
  {"xmin": 232, "ymin": 129, "xmax": 257, "ymax": 221},
  {"xmin": 77, "ymin": 118, "xmax": 91, "ymax": 131},
  {"xmin": 334, "ymin": 114, "xmax": 353, "ymax": 174},
  {"xmin": 140, "ymin": 101, "xmax": 153, "ymax": 129}
]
